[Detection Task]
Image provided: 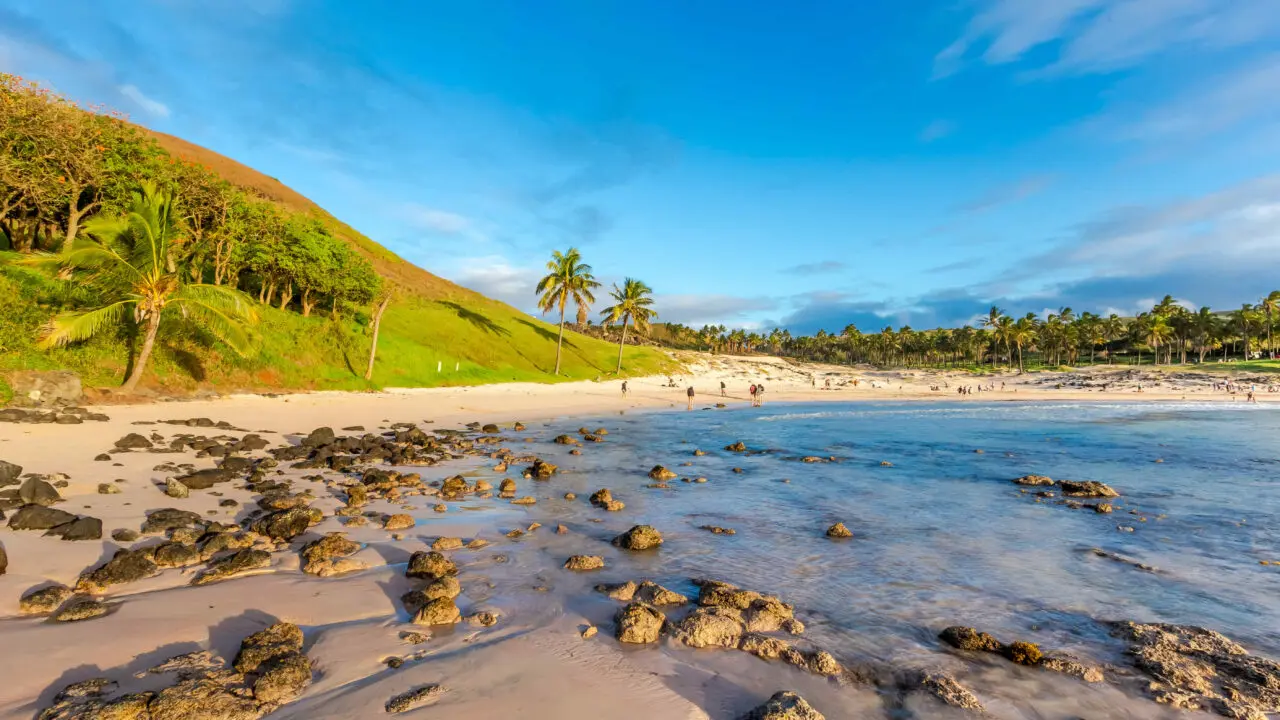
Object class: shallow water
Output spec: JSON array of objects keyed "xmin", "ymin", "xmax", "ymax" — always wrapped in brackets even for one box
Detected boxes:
[{"xmin": 456, "ymin": 400, "xmax": 1280, "ymax": 716}]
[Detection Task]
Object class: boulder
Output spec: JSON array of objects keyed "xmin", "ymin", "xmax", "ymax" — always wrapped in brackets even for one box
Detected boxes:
[
  {"xmin": 8, "ymin": 504, "xmax": 78, "ymax": 530},
  {"xmin": 648, "ymin": 465, "xmax": 677, "ymax": 481},
  {"xmin": 7, "ymin": 370, "xmax": 82, "ymax": 407},
  {"xmin": 553, "ymin": 434, "xmax": 580, "ymax": 445},
  {"xmin": 406, "ymin": 551, "xmax": 457, "ymax": 579},
  {"xmin": 252, "ymin": 507, "xmax": 316, "ymax": 540},
  {"xmin": 825, "ymin": 522, "xmax": 853, "ymax": 539},
  {"xmin": 920, "ymin": 673, "xmax": 984, "ymax": 711},
  {"xmin": 253, "ymin": 652, "xmax": 312, "ymax": 704},
  {"xmin": 563, "ymin": 555, "xmax": 605, "ymax": 571},
  {"xmin": 635, "ymin": 580, "xmax": 689, "ymax": 606},
  {"xmin": 114, "ymin": 433, "xmax": 153, "ymax": 450},
  {"xmin": 431, "ymin": 536, "xmax": 464, "ymax": 551},
  {"xmin": 744, "ymin": 597, "xmax": 795, "ymax": 633},
  {"xmin": 673, "ymin": 607, "xmax": 745, "ymax": 649},
  {"xmin": 235, "ymin": 621, "xmax": 304, "ymax": 673},
  {"xmin": 147, "ymin": 676, "xmax": 259, "ymax": 720},
  {"xmin": 616, "ymin": 602, "xmax": 665, "ymax": 644},
  {"xmin": 939, "ymin": 626, "xmax": 1003, "ymax": 653},
  {"xmin": 412, "ymin": 597, "xmax": 461, "ymax": 626},
  {"xmin": 165, "ymin": 478, "xmax": 190, "ymax": 499},
  {"xmin": 174, "ymin": 468, "xmax": 233, "ymax": 490},
  {"xmin": 97, "ymin": 483, "xmax": 121, "ymax": 495},
  {"xmin": 18, "ymin": 477, "xmax": 62, "ymax": 506},
  {"xmin": 192, "ymin": 548, "xmax": 271, "ymax": 585},
  {"xmin": 0, "ymin": 459, "xmax": 22, "ymax": 487},
  {"xmin": 1003, "ymin": 640, "xmax": 1043, "ymax": 666},
  {"xmin": 613, "ymin": 525, "xmax": 663, "ymax": 550},
  {"xmin": 141, "ymin": 508, "xmax": 203, "ymax": 534},
  {"xmin": 52, "ymin": 596, "xmax": 109, "ymax": 622},
  {"xmin": 697, "ymin": 580, "xmax": 763, "ymax": 610},
  {"xmin": 1059, "ymin": 480, "xmax": 1120, "ymax": 498},
  {"xmin": 737, "ymin": 691, "xmax": 825, "ymax": 720},
  {"xmin": 46, "ymin": 516, "xmax": 102, "ymax": 541},
  {"xmin": 528, "ymin": 459, "xmax": 557, "ymax": 478},
  {"xmin": 20, "ymin": 584, "xmax": 71, "ymax": 614},
  {"xmin": 385, "ymin": 685, "xmax": 446, "ymax": 713},
  {"xmin": 301, "ymin": 427, "xmax": 336, "ymax": 447},
  {"xmin": 1013, "ymin": 474, "xmax": 1055, "ymax": 486},
  {"xmin": 383, "ymin": 513, "xmax": 415, "ymax": 530},
  {"xmin": 78, "ymin": 548, "xmax": 160, "ymax": 593},
  {"xmin": 301, "ymin": 533, "xmax": 362, "ymax": 576},
  {"xmin": 725, "ymin": 441, "xmax": 748, "ymax": 452},
  {"xmin": 153, "ymin": 542, "xmax": 202, "ymax": 568}
]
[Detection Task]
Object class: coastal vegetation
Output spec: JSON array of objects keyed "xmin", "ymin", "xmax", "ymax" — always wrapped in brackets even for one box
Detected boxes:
[
  {"xmin": 0, "ymin": 74, "xmax": 671, "ymax": 399},
  {"xmin": 655, "ymin": 294, "xmax": 1280, "ymax": 371}
]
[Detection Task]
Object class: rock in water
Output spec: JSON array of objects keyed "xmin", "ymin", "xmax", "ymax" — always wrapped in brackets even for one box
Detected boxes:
[
  {"xmin": 563, "ymin": 555, "xmax": 605, "ymax": 571},
  {"xmin": 18, "ymin": 477, "xmax": 62, "ymax": 506},
  {"xmin": 825, "ymin": 522, "xmax": 853, "ymax": 538},
  {"xmin": 615, "ymin": 602, "xmax": 665, "ymax": 644},
  {"xmin": 386, "ymin": 685, "xmax": 446, "ymax": 713},
  {"xmin": 406, "ymin": 551, "xmax": 457, "ymax": 579},
  {"xmin": 1058, "ymin": 480, "xmax": 1119, "ymax": 498},
  {"xmin": 412, "ymin": 597, "xmax": 461, "ymax": 626},
  {"xmin": 648, "ymin": 465, "xmax": 677, "ymax": 480},
  {"xmin": 673, "ymin": 607, "xmax": 745, "ymax": 649},
  {"xmin": 1003, "ymin": 640, "xmax": 1043, "ymax": 666},
  {"xmin": 612, "ymin": 525, "xmax": 663, "ymax": 550},
  {"xmin": 939, "ymin": 626, "xmax": 1003, "ymax": 653},
  {"xmin": 737, "ymin": 691, "xmax": 825, "ymax": 720},
  {"xmin": 1013, "ymin": 474, "xmax": 1055, "ymax": 486},
  {"xmin": 920, "ymin": 673, "xmax": 984, "ymax": 711}
]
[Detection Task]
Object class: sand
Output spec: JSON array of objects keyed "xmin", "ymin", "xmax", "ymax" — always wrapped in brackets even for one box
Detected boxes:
[{"xmin": 0, "ymin": 354, "xmax": 1274, "ymax": 719}]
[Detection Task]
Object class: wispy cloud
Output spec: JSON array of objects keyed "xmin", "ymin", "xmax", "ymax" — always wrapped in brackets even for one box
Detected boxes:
[
  {"xmin": 652, "ymin": 294, "xmax": 780, "ymax": 326},
  {"xmin": 445, "ymin": 255, "xmax": 542, "ymax": 311},
  {"xmin": 956, "ymin": 174, "xmax": 1053, "ymax": 213},
  {"xmin": 781, "ymin": 260, "xmax": 846, "ymax": 276},
  {"xmin": 118, "ymin": 84, "xmax": 170, "ymax": 118},
  {"xmin": 935, "ymin": 0, "xmax": 1280, "ymax": 78}
]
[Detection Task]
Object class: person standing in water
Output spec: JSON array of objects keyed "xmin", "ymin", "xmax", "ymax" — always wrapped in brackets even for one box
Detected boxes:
[{"xmin": 686, "ymin": 385, "xmax": 695, "ymax": 410}]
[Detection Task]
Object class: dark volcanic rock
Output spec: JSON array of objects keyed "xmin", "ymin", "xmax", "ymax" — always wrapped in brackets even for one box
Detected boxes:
[
  {"xmin": 0, "ymin": 459, "xmax": 22, "ymax": 487},
  {"xmin": 252, "ymin": 507, "xmax": 317, "ymax": 540},
  {"xmin": 175, "ymin": 468, "xmax": 234, "ymax": 490},
  {"xmin": 1058, "ymin": 480, "xmax": 1119, "ymax": 498},
  {"xmin": 114, "ymin": 433, "xmax": 153, "ymax": 450},
  {"xmin": 612, "ymin": 525, "xmax": 663, "ymax": 550},
  {"xmin": 940, "ymin": 626, "xmax": 1003, "ymax": 653},
  {"xmin": 301, "ymin": 427, "xmax": 336, "ymax": 447},
  {"xmin": 406, "ymin": 550, "xmax": 457, "ymax": 579},
  {"xmin": 45, "ymin": 516, "xmax": 102, "ymax": 541},
  {"xmin": 141, "ymin": 508, "xmax": 204, "ymax": 534},
  {"xmin": 8, "ymin": 504, "xmax": 77, "ymax": 530},
  {"xmin": 18, "ymin": 477, "xmax": 62, "ymax": 506},
  {"xmin": 79, "ymin": 548, "xmax": 160, "ymax": 592},
  {"xmin": 192, "ymin": 548, "xmax": 271, "ymax": 585},
  {"xmin": 385, "ymin": 685, "xmax": 446, "ymax": 713}
]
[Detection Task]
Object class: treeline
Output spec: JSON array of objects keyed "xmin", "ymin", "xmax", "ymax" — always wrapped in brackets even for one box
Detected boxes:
[
  {"xmin": 657, "ymin": 293, "xmax": 1280, "ymax": 370},
  {"xmin": 0, "ymin": 73, "xmax": 380, "ymax": 315}
]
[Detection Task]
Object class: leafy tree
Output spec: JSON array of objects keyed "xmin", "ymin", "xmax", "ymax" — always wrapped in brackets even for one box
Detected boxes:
[
  {"xmin": 535, "ymin": 247, "xmax": 600, "ymax": 375},
  {"xmin": 19, "ymin": 182, "xmax": 257, "ymax": 392},
  {"xmin": 1260, "ymin": 290, "xmax": 1280, "ymax": 359},
  {"xmin": 600, "ymin": 278, "xmax": 658, "ymax": 372}
]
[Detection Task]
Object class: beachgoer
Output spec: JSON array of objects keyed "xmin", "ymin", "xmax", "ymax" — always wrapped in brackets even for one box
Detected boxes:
[
  {"xmin": 749, "ymin": 384, "xmax": 757, "ymax": 407},
  {"xmin": 757, "ymin": 383, "xmax": 766, "ymax": 405},
  {"xmin": 686, "ymin": 385, "xmax": 695, "ymax": 410},
  {"xmin": 721, "ymin": 381, "xmax": 727, "ymax": 397},
  {"xmin": 621, "ymin": 381, "xmax": 628, "ymax": 397}
]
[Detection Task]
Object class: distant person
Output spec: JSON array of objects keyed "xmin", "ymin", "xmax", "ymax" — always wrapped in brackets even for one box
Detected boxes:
[
  {"xmin": 721, "ymin": 381, "xmax": 727, "ymax": 397},
  {"xmin": 686, "ymin": 385, "xmax": 695, "ymax": 410},
  {"xmin": 749, "ymin": 384, "xmax": 757, "ymax": 407},
  {"xmin": 757, "ymin": 383, "xmax": 766, "ymax": 405},
  {"xmin": 621, "ymin": 380, "xmax": 628, "ymax": 397}
]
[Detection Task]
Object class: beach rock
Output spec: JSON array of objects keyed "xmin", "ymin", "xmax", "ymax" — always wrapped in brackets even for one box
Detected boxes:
[
  {"xmin": 404, "ymin": 576, "xmax": 462, "ymax": 610},
  {"xmin": 674, "ymin": 607, "xmax": 745, "ymax": 649},
  {"xmin": 553, "ymin": 434, "xmax": 580, "ymax": 445},
  {"xmin": 1002, "ymin": 640, "xmax": 1043, "ymax": 666},
  {"xmin": 1013, "ymin": 474, "xmax": 1055, "ymax": 486},
  {"xmin": 153, "ymin": 542, "xmax": 202, "ymax": 568},
  {"xmin": 52, "ymin": 595, "xmax": 109, "ymax": 622},
  {"xmin": 697, "ymin": 580, "xmax": 764, "ymax": 610},
  {"xmin": 563, "ymin": 555, "xmax": 605, "ymax": 571},
  {"xmin": 234, "ymin": 621, "xmax": 304, "ymax": 673},
  {"xmin": 252, "ymin": 507, "xmax": 316, "ymax": 540},
  {"xmin": 0, "ymin": 459, "xmax": 21, "ymax": 487},
  {"xmin": 147, "ymin": 676, "xmax": 259, "ymax": 720},
  {"xmin": 45, "ymin": 515, "xmax": 101, "ymax": 541},
  {"xmin": 1112, "ymin": 621, "xmax": 1280, "ymax": 718},
  {"xmin": 385, "ymin": 685, "xmax": 446, "ymax": 713},
  {"xmin": 700, "ymin": 525, "xmax": 737, "ymax": 535},
  {"xmin": 78, "ymin": 548, "xmax": 160, "ymax": 593},
  {"xmin": 7, "ymin": 370, "xmax": 82, "ymax": 407},
  {"xmin": 431, "ymin": 537, "xmax": 464, "ymax": 551},
  {"xmin": 825, "ymin": 522, "xmax": 852, "ymax": 539},
  {"xmin": 636, "ymin": 580, "xmax": 689, "ymax": 606},
  {"xmin": 175, "ymin": 468, "xmax": 233, "ymax": 490},
  {"xmin": 920, "ymin": 672, "xmax": 984, "ymax": 711},
  {"xmin": 528, "ymin": 458, "xmax": 557, "ymax": 478},
  {"xmin": 613, "ymin": 525, "xmax": 663, "ymax": 550},
  {"xmin": 114, "ymin": 433, "xmax": 153, "ymax": 450},
  {"xmin": 300, "ymin": 532, "xmax": 362, "ymax": 576},
  {"xmin": 737, "ymin": 691, "xmax": 825, "ymax": 720},
  {"xmin": 412, "ymin": 597, "xmax": 461, "ymax": 626},
  {"xmin": 192, "ymin": 548, "xmax": 270, "ymax": 585},
  {"xmin": 511, "ymin": 496, "xmax": 536, "ymax": 505},
  {"xmin": 199, "ymin": 531, "xmax": 253, "ymax": 559},
  {"xmin": 383, "ymin": 513, "xmax": 415, "ymax": 530},
  {"xmin": 36, "ymin": 680, "xmax": 155, "ymax": 720},
  {"xmin": 165, "ymin": 478, "xmax": 190, "ymax": 499},
  {"xmin": 97, "ymin": 482, "xmax": 121, "ymax": 495},
  {"xmin": 482, "ymin": 423, "xmax": 500, "ymax": 433},
  {"xmin": 406, "ymin": 550, "xmax": 457, "ymax": 579},
  {"xmin": 302, "ymin": 427, "xmax": 336, "ymax": 447},
  {"xmin": 440, "ymin": 474, "xmax": 469, "ymax": 498},
  {"xmin": 498, "ymin": 478, "xmax": 517, "ymax": 495},
  {"xmin": 803, "ymin": 650, "xmax": 842, "ymax": 676},
  {"xmin": 112, "ymin": 528, "xmax": 140, "ymax": 543},
  {"xmin": 616, "ymin": 602, "xmax": 665, "ymax": 644},
  {"xmin": 345, "ymin": 483, "xmax": 368, "ymax": 507},
  {"xmin": 939, "ymin": 626, "xmax": 1003, "ymax": 653},
  {"xmin": 648, "ymin": 465, "xmax": 678, "ymax": 481},
  {"xmin": 744, "ymin": 597, "xmax": 796, "ymax": 633},
  {"xmin": 596, "ymin": 580, "xmax": 639, "ymax": 601},
  {"xmin": 20, "ymin": 584, "xmax": 72, "ymax": 614},
  {"xmin": 18, "ymin": 477, "xmax": 62, "ymax": 506},
  {"xmin": 253, "ymin": 652, "xmax": 312, "ymax": 704},
  {"xmin": 740, "ymin": 633, "xmax": 794, "ymax": 660},
  {"xmin": 1059, "ymin": 480, "xmax": 1119, "ymax": 498},
  {"xmin": 1041, "ymin": 653, "xmax": 1105, "ymax": 683},
  {"xmin": 725, "ymin": 441, "xmax": 748, "ymax": 452},
  {"xmin": 141, "ymin": 508, "xmax": 203, "ymax": 534}
]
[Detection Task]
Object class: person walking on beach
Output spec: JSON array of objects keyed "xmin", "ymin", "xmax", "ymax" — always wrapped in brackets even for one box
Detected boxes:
[
  {"xmin": 749, "ymin": 384, "xmax": 757, "ymax": 407},
  {"xmin": 721, "ymin": 381, "xmax": 727, "ymax": 397},
  {"xmin": 686, "ymin": 385, "xmax": 695, "ymax": 410},
  {"xmin": 757, "ymin": 383, "xmax": 766, "ymax": 405},
  {"xmin": 621, "ymin": 380, "xmax": 628, "ymax": 397}
]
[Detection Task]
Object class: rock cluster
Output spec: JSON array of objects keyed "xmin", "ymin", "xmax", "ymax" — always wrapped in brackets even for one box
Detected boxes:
[{"xmin": 938, "ymin": 625, "xmax": 1103, "ymax": 682}]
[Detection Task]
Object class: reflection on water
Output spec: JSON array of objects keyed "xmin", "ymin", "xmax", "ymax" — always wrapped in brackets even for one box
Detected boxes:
[{"xmin": 435, "ymin": 401, "xmax": 1280, "ymax": 716}]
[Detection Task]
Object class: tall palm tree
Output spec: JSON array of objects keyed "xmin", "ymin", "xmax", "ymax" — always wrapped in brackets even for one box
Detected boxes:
[
  {"xmin": 1012, "ymin": 314, "xmax": 1038, "ymax": 373},
  {"xmin": 981, "ymin": 306, "xmax": 1005, "ymax": 366},
  {"xmin": 25, "ymin": 182, "xmax": 257, "ymax": 392},
  {"xmin": 1260, "ymin": 290, "xmax": 1280, "ymax": 359},
  {"xmin": 599, "ymin": 278, "xmax": 657, "ymax": 372},
  {"xmin": 535, "ymin": 247, "xmax": 600, "ymax": 375},
  {"xmin": 1191, "ymin": 306, "xmax": 1219, "ymax": 363}
]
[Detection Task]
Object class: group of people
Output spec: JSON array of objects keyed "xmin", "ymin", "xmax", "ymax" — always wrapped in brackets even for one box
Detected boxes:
[{"xmin": 633, "ymin": 380, "xmax": 768, "ymax": 410}]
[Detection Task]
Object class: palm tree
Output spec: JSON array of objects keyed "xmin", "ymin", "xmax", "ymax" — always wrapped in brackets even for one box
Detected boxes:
[
  {"xmin": 535, "ymin": 247, "xmax": 600, "ymax": 375},
  {"xmin": 599, "ymin": 278, "xmax": 657, "ymax": 372},
  {"xmin": 25, "ymin": 182, "xmax": 257, "ymax": 392},
  {"xmin": 1233, "ymin": 303, "xmax": 1260, "ymax": 360},
  {"xmin": 981, "ymin": 306, "xmax": 1005, "ymax": 366},
  {"xmin": 1260, "ymin": 290, "xmax": 1280, "ymax": 359},
  {"xmin": 1012, "ymin": 314, "xmax": 1037, "ymax": 372},
  {"xmin": 1191, "ymin": 306, "xmax": 1219, "ymax": 363}
]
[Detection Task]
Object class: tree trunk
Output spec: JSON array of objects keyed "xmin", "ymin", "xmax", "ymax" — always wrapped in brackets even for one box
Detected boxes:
[
  {"xmin": 364, "ymin": 296, "xmax": 391, "ymax": 381},
  {"xmin": 615, "ymin": 318, "xmax": 629, "ymax": 373},
  {"xmin": 301, "ymin": 288, "xmax": 314, "ymax": 317},
  {"xmin": 279, "ymin": 283, "xmax": 292, "ymax": 311},
  {"xmin": 122, "ymin": 311, "xmax": 162, "ymax": 394},
  {"xmin": 554, "ymin": 305, "xmax": 566, "ymax": 375}
]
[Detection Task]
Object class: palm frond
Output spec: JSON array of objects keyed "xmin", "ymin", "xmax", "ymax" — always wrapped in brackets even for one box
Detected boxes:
[
  {"xmin": 38, "ymin": 301, "xmax": 134, "ymax": 349},
  {"xmin": 169, "ymin": 293, "xmax": 258, "ymax": 356}
]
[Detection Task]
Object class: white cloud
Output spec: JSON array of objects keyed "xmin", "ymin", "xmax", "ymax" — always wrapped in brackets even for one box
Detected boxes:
[
  {"xmin": 936, "ymin": 0, "xmax": 1280, "ymax": 77},
  {"xmin": 446, "ymin": 255, "xmax": 542, "ymax": 310},
  {"xmin": 651, "ymin": 294, "xmax": 780, "ymax": 327},
  {"xmin": 118, "ymin": 84, "xmax": 170, "ymax": 118}
]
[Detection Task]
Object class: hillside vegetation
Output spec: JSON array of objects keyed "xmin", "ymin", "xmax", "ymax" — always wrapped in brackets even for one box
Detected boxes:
[{"xmin": 0, "ymin": 74, "xmax": 673, "ymax": 400}]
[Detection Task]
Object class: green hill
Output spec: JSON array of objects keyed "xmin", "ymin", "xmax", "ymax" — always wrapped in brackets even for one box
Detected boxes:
[{"xmin": 0, "ymin": 79, "xmax": 674, "ymax": 401}]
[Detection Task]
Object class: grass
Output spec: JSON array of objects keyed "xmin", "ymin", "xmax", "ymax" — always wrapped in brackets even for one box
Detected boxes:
[{"xmin": 0, "ymin": 264, "xmax": 676, "ymax": 397}]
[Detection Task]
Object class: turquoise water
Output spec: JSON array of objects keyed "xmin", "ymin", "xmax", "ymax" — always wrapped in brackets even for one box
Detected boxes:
[{"xmin": 499, "ymin": 401, "xmax": 1280, "ymax": 668}]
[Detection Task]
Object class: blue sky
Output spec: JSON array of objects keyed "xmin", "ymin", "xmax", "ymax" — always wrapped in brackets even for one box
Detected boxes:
[{"xmin": 4, "ymin": 0, "xmax": 1280, "ymax": 333}]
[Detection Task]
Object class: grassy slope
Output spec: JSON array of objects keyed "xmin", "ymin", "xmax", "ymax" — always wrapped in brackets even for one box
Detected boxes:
[{"xmin": 0, "ymin": 133, "xmax": 673, "ymax": 397}]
